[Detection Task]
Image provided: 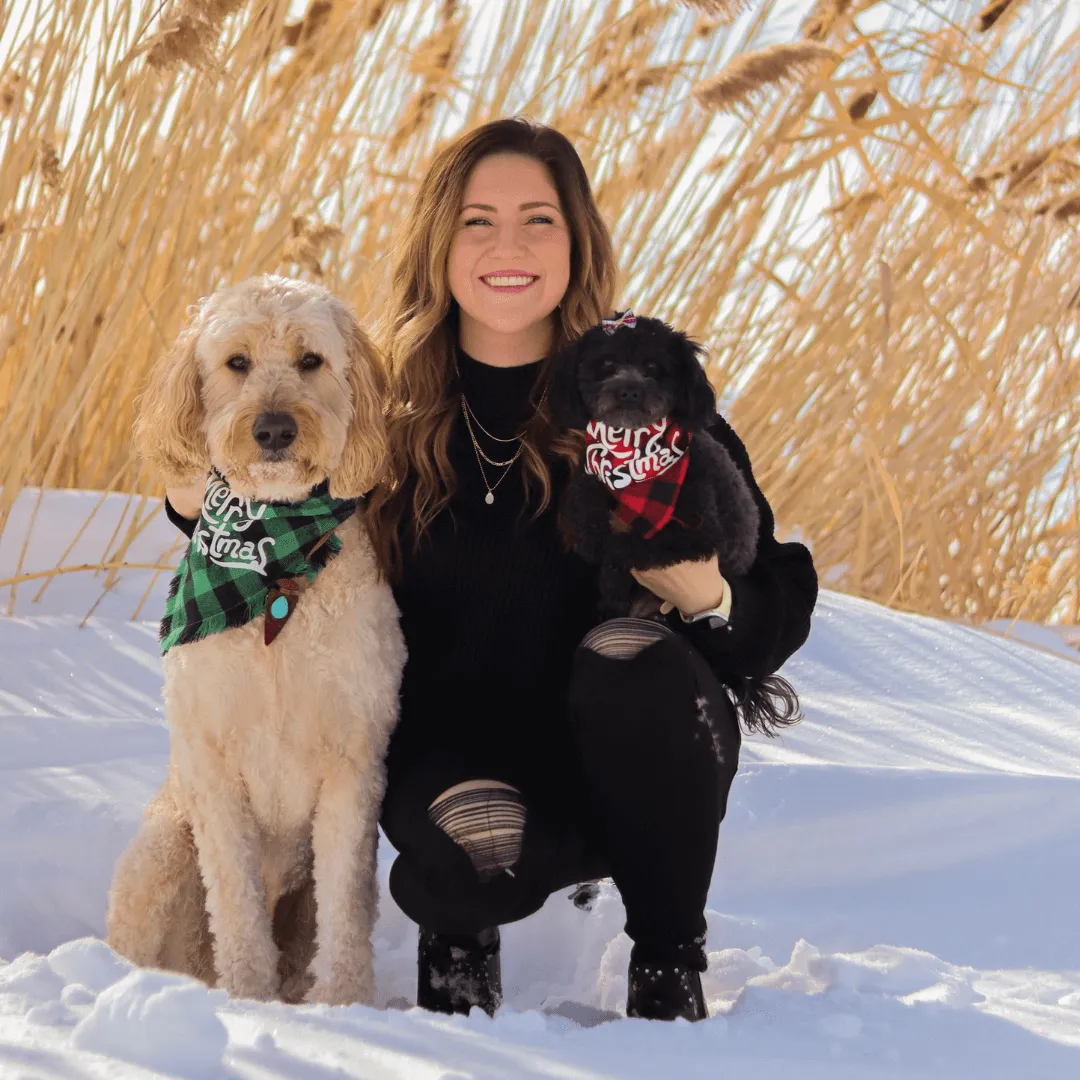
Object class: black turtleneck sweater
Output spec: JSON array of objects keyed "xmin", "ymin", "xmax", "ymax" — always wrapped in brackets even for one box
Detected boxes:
[
  {"xmin": 165, "ymin": 349, "xmax": 818, "ymax": 802},
  {"xmin": 384, "ymin": 349, "xmax": 818, "ymax": 801},
  {"xmin": 386, "ymin": 350, "xmax": 599, "ymax": 796}
]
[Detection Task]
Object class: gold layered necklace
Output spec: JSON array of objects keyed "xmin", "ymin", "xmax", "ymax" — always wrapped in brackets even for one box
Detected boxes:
[{"xmin": 457, "ymin": 361, "xmax": 548, "ymax": 506}]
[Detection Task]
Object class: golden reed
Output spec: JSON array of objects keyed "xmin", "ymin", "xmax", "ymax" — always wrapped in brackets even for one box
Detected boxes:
[{"xmin": 0, "ymin": 0, "xmax": 1077, "ymax": 626}]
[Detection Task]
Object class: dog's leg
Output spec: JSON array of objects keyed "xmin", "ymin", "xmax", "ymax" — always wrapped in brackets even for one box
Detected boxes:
[
  {"xmin": 305, "ymin": 762, "xmax": 381, "ymax": 1006},
  {"xmin": 106, "ymin": 780, "xmax": 193, "ymax": 970},
  {"xmin": 179, "ymin": 748, "xmax": 280, "ymax": 1001}
]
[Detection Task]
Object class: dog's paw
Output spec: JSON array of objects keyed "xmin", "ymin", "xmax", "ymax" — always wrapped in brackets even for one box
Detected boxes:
[
  {"xmin": 104, "ymin": 931, "xmax": 157, "ymax": 970},
  {"xmin": 218, "ymin": 945, "xmax": 281, "ymax": 1001},
  {"xmin": 279, "ymin": 969, "xmax": 315, "ymax": 1005},
  {"xmin": 304, "ymin": 969, "xmax": 374, "ymax": 1007}
]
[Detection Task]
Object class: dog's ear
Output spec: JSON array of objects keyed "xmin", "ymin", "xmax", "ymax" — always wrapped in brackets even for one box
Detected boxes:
[
  {"xmin": 670, "ymin": 331, "xmax": 716, "ymax": 430},
  {"xmin": 548, "ymin": 336, "xmax": 591, "ymax": 430},
  {"xmin": 329, "ymin": 302, "xmax": 389, "ymax": 500},
  {"xmin": 133, "ymin": 315, "xmax": 210, "ymax": 484}
]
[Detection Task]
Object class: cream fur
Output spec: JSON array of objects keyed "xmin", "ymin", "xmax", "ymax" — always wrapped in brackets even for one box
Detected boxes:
[{"xmin": 108, "ymin": 276, "xmax": 405, "ymax": 1006}]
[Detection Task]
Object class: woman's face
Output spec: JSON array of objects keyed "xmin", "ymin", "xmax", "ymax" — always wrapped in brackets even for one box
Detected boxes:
[{"xmin": 448, "ymin": 152, "xmax": 572, "ymax": 342}]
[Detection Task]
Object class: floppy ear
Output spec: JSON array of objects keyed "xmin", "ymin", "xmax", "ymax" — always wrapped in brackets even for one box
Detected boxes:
[
  {"xmin": 329, "ymin": 303, "xmax": 389, "ymax": 500},
  {"xmin": 548, "ymin": 337, "xmax": 591, "ymax": 430},
  {"xmin": 133, "ymin": 319, "xmax": 209, "ymax": 484},
  {"xmin": 670, "ymin": 332, "xmax": 716, "ymax": 430}
]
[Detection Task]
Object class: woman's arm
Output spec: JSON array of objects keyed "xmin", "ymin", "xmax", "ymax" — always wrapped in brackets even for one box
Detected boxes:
[
  {"xmin": 636, "ymin": 414, "xmax": 817, "ymax": 680},
  {"xmin": 163, "ymin": 479, "xmax": 206, "ymax": 539},
  {"xmin": 688, "ymin": 412, "xmax": 817, "ymax": 678}
]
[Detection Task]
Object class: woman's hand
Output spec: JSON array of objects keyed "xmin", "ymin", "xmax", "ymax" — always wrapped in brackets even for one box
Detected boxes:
[
  {"xmin": 631, "ymin": 555, "xmax": 726, "ymax": 618},
  {"xmin": 165, "ymin": 478, "xmax": 207, "ymax": 520}
]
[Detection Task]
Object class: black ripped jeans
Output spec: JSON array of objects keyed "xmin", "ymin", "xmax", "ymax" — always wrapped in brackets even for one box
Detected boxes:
[{"xmin": 379, "ymin": 632, "xmax": 741, "ymax": 970}]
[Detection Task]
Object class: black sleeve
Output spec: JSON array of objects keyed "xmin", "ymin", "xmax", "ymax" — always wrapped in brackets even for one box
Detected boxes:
[
  {"xmin": 164, "ymin": 496, "xmax": 199, "ymax": 539},
  {"xmin": 669, "ymin": 412, "xmax": 818, "ymax": 681}
]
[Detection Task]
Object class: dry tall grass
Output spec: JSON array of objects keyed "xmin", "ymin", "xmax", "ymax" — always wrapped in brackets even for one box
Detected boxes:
[{"xmin": 1, "ymin": 0, "xmax": 1078, "ymax": 625}]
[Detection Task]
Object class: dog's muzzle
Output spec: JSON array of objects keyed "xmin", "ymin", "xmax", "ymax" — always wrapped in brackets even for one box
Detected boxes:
[
  {"xmin": 595, "ymin": 375, "xmax": 665, "ymax": 428},
  {"xmin": 253, "ymin": 411, "xmax": 297, "ymax": 457}
]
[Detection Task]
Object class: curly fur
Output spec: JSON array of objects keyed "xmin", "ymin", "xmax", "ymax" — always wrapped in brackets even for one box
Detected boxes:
[
  {"xmin": 108, "ymin": 276, "xmax": 405, "ymax": 1005},
  {"xmin": 551, "ymin": 316, "xmax": 760, "ymax": 616},
  {"xmin": 551, "ymin": 314, "xmax": 802, "ymax": 737},
  {"xmin": 133, "ymin": 274, "xmax": 388, "ymax": 500}
]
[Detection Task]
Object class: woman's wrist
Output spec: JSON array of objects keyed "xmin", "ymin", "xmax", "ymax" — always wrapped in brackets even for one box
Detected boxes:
[
  {"xmin": 165, "ymin": 477, "xmax": 207, "ymax": 520},
  {"xmin": 659, "ymin": 574, "xmax": 732, "ymax": 623},
  {"xmin": 678, "ymin": 575, "xmax": 731, "ymax": 622}
]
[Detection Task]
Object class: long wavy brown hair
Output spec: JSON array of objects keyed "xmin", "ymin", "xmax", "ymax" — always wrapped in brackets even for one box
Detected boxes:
[{"xmin": 366, "ymin": 117, "xmax": 618, "ymax": 575}]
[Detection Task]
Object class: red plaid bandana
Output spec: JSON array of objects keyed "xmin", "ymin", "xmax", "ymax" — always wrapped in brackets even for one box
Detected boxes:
[{"xmin": 584, "ymin": 417, "xmax": 691, "ymax": 537}]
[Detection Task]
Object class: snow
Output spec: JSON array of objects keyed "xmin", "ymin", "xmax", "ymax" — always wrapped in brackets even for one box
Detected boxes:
[{"xmin": 1, "ymin": 488, "xmax": 1079, "ymax": 1077}]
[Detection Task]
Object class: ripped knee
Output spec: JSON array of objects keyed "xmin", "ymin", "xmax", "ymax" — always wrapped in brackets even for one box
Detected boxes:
[
  {"xmin": 427, "ymin": 780, "xmax": 526, "ymax": 882},
  {"xmin": 580, "ymin": 617, "xmax": 674, "ymax": 659}
]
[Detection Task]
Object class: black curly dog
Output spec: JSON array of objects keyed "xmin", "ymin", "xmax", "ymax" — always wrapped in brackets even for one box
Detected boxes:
[{"xmin": 551, "ymin": 314, "xmax": 802, "ymax": 736}]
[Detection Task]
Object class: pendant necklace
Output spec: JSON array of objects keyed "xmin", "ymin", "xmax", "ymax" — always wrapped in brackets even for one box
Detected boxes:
[
  {"xmin": 457, "ymin": 360, "xmax": 549, "ymax": 506},
  {"xmin": 461, "ymin": 398, "xmax": 524, "ymax": 505}
]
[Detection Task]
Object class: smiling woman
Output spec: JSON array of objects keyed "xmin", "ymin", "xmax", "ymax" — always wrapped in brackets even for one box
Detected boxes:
[
  {"xmin": 448, "ymin": 154, "xmax": 571, "ymax": 367},
  {"xmin": 352, "ymin": 117, "xmax": 817, "ymax": 1024}
]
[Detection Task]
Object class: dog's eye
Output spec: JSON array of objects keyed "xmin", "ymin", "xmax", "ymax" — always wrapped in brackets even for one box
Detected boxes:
[
  {"xmin": 299, "ymin": 352, "xmax": 324, "ymax": 372},
  {"xmin": 225, "ymin": 355, "xmax": 250, "ymax": 373},
  {"xmin": 644, "ymin": 360, "xmax": 660, "ymax": 377},
  {"xmin": 599, "ymin": 358, "xmax": 616, "ymax": 374}
]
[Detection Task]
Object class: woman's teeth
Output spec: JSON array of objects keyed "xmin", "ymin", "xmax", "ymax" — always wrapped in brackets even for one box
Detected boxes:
[{"xmin": 482, "ymin": 275, "xmax": 536, "ymax": 287}]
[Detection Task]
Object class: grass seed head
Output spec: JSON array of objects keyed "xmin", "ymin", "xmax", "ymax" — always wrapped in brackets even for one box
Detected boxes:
[
  {"xmin": 847, "ymin": 89, "xmax": 877, "ymax": 121},
  {"xmin": 1051, "ymin": 195, "xmax": 1080, "ymax": 221},
  {"xmin": 679, "ymin": 0, "xmax": 756, "ymax": 21},
  {"xmin": 189, "ymin": 0, "xmax": 246, "ymax": 23},
  {"xmin": 978, "ymin": 0, "xmax": 1017, "ymax": 33},
  {"xmin": 145, "ymin": 13, "xmax": 217, "ymax": 71},
  {"xmin": 693, "ymin": 41, "xmax": 841, "ymax": 113},
  {"xmin": 0, "ymin": 72, "xmax": 24, "ymax": 112},
  {"xmin": 37, "ymin": 141, "xmax": 62, "ymax": 188},
  {"xmin": 801, "ymin": 0, "xmax": 852, "ymax": 41}
]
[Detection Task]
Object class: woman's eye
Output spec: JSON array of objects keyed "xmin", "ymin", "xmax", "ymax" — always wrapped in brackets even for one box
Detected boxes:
[
  {"xmin": 226, "ymin": 355, "xmax": 250, "ymax": 373},
  {"xmin": 463, "ymin": 216, "xmax": 490, "ymax": 227},
  {"xmin": 299, "ymin": 352, "xmax": 324, "ymax": 372},
  {"xmin": 528, "ymin": 215, "xmax": 555, "ymax": 225}
]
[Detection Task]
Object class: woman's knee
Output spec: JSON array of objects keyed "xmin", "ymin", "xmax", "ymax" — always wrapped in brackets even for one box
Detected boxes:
[
  {"xmin": 571, "ymin": 629, "xmax": 741, "ymax": 758},
  {"xmin": 580, "ymin": 617, "xmax": 673, "ymax": 659},
  {"xmin": 426, "ymin": 779, "xmax": 527, "ymax": 882},
  {"xmin": 572, "ymin": 625, "xmax": 700, "ymax": 709}
]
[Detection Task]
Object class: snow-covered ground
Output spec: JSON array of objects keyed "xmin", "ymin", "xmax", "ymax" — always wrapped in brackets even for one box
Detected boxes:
[{"xmin": 1, "ymin": 489, "xmax": 1079, "ymax": 1078}]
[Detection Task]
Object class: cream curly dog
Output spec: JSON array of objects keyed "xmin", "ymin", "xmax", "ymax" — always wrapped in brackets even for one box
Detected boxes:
[{"xmin": 106, "ymin": 275, "xmax": 405, "ymax": 1006}]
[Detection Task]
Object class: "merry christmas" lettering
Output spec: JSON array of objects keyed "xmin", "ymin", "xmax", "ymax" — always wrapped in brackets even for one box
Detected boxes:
[
  {"xmin": 194, "ymin": 479, "xmax": 277, "ymax": 574},
  {"xmin": 584, "ymin": 417, "xmax": 686, "ymax": 491}
]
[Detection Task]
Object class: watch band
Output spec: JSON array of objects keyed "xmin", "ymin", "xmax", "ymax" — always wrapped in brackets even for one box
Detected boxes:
[{"xmin": 679, "ymin": 604, "xmax": 729, "ymax": 628}]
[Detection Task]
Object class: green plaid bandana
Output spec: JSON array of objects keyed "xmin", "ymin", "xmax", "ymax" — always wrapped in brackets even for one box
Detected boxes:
[{"xmin": 160, "ymin": 473, "xmax": 358, "ymax": 654}]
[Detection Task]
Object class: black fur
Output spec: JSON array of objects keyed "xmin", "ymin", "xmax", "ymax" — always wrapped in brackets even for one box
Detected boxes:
[{"xmin": 552, "ymin": 313, "xmax": 802, "ymax": 737}]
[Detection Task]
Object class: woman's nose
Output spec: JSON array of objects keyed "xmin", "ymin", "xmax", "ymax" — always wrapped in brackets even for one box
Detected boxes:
[{"xmin": 486, "ymin": 223, "xmax": 529, "ymax": 253}]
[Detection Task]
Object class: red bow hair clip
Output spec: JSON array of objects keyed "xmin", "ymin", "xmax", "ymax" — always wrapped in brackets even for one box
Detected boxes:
[{"xmin": 601, "ymin": 309, "xmax": 637, "ymax": 335}]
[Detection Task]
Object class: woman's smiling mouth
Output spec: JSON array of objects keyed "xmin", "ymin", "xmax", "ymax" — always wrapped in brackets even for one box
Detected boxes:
[{"xmin": 480, "ymin": 271, "xmax": 539, "ymax": 293}]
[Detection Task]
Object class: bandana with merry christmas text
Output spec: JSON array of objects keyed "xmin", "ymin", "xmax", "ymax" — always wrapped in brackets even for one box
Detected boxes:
[
  {"xmin": 583, "ymin": 417, "xmax": 691, "ymax": 538},
  {"xmin": 160, "ymin": 473, "xmax": 357, "ymax": 653}
]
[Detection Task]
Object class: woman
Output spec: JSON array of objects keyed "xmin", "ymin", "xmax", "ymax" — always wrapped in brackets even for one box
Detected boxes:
[{"xmin": 166, "ymin": 117, "xmax": 817, "ymax": 1022}]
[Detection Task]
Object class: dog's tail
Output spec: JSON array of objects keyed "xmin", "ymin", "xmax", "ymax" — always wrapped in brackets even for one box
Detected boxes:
[{"xmin": 729, "ymin": 673, "xmax": 802, "ymax": 737}]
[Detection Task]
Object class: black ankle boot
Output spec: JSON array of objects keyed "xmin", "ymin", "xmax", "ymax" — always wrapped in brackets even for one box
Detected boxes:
[
  {"xmin": 417, "ymin": 926, "xmax": 502, "ymax": 1017},
  {"xmin": 626, "ymin": 959, "xmax": 708, "ymax": 1022}
]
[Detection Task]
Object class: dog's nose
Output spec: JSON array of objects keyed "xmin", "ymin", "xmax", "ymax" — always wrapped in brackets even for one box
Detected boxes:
[
  {"xmin": 616, "ymin": 384, "xmax": 643, "ymax": 405},
  {"xmin": 252, "ymin": 412, "xmax": 297, "ymax": 452}
]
